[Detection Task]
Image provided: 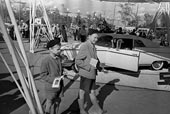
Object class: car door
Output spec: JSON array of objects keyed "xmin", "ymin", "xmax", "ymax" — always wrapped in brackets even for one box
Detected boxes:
[
  {"xmin": 106, "ymin": 38, "xmax": 140, "ymax": 72},
  {"xmin": 95, "ymin": 35, "xmax": 112, "ymax": 64}
]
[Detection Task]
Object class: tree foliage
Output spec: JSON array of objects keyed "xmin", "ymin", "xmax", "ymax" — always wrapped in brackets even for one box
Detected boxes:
[
  {"xmin": 143, "ymin": 13, "xmax": 153, "ymax": 27},
  {"xmin": 118, "ymin": 3, "xmax": 141, "ymax": 27}
]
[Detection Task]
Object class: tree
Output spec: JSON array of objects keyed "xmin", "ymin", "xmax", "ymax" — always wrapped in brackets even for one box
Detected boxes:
[
  {"xmin": 118, "ymin": 3, "xmax": 141, "ymax": 27},
  {"xmin": 143, "ymin": 13, "xmax": 153, "ymax": 27}
]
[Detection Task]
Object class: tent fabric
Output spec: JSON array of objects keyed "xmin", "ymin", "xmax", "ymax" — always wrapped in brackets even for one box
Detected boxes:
[
  {"xmin": 150, "ymin": 9, "xmax": 170, "ymax": 42},
  {"xmin": 150, "ymin": 10, "xmax": 169, "ymax": 29}
]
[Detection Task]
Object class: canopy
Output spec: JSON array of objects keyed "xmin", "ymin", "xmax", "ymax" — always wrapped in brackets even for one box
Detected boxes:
[
  {"xmin": 149, "ymin": 2, "xmax": 170, "ymax": 43},
  {"xmin": 150, "ymin": 11, "xmax": 170, "ymax": 29}
]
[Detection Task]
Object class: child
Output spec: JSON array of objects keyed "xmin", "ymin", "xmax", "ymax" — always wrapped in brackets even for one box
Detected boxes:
[{"xmin": 40, "ymin": 38, "xmax": 64, "ymax": 114}]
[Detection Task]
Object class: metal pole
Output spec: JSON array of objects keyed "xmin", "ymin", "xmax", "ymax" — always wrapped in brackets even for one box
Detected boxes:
[
  {"xmin": 0, "ymin": 13, "xmax": 37, "ymax": 114},
  {"xmin": 29, "ymin": 0, "xmax": 32, "ymax": 52},
  {"xmin": 40, "ymin": 0, "xmax": 54, "ymax": 40},
  {"xmin": 135, "ymin": 3, "xmax": 139, "ymax": 27},
  {"xmin": 113, "ymin": 3, "xmax": 116, "ymax": 25},
  {"xmin": 19, "ymin": 0, "xmax": 21, "ymax": 22}
]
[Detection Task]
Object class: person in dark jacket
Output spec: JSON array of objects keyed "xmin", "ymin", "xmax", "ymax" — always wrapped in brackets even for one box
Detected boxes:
[
  {"xmin": 40, "ymin": 38, "xmax": 63, "ymax": 114},
  {"xmin": 61, "ymin": 25, "xmax": 68, "ymax": 42}
]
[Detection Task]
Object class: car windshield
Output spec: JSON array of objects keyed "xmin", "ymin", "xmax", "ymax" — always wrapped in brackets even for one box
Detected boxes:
[{"xmin": 96, "ymin": 35, "xmax": 134, "ymax": 49}]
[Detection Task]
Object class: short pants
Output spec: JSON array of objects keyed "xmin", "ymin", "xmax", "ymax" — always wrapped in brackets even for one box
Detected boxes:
[{"xmin": 80, "ymin": 76, "xmax": 96, "ymax": 93}]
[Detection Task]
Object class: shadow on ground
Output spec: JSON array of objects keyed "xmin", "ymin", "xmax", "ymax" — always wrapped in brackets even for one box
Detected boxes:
[
  {"xmin": 0, "ymin": 85, "xmax": 25, "ymax": 114},
  {"xmin": 0, "ymin": 72, "xmax": 17, "ymax": 80},
  {"xmin": 61, "ymin": 78, "xmax": 120, "ymax": 114},
  {"xmin": 0, "ymin": 72, "xmax": 41, "ymax": 114}
]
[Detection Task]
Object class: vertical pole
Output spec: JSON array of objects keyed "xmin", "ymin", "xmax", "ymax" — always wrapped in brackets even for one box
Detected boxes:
[
  {"xmin": 19, "ymin": 0, "xmax": 21, "ymax": 22},
  {"xmin": 30, "ymin": 0, "xmax": 36, "ymax": 53},
  {"xmin": 0, "ymin": 0, "xmax": 4, "ymax": 21},
  {"xmin": 135, "ymin": 3, "xmax": 139, "ymax": 28},
  {"xmin": 166, "ymin": 3, "xmax": 170, "ymax": 44},
  {"xmin": 29, "ymin": 0, "xmax": 32, "ymax": 52},
  {"xmin": 113, "ymin": 3, "xmax": 116, "ymax": 25},
  {"xmin": 0, "ymin": 14, "xmax": 37, "ymax": 114},
  {"xmin": 32, "ymin": 0, "xmax": 36, "ymax": 53},
  {"xmin": 40, "ymin": 0, "xmax": 54, "ymax": 40}
]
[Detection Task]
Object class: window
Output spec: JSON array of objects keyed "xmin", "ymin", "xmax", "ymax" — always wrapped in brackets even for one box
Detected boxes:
[
  {"xmin": 96, "ymin": 35, "xmax": 113, "ymax": 47},
  {"xmin": 117, "ymin": 38, "xmax": 133, "ymax": 50},
  {"xmin": 134, "ymin": 40, "xmax": 145, "ymax": 47}
]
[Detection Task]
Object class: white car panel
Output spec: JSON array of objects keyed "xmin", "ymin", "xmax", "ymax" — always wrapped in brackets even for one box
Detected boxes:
[
  {"xmin": 134, "ymin": 48, "xmax": 170, "ymax": 65},
  {"xmin": 106, "ymin": 48, "xmax": 139, "ymax": 72},
  {"xmin": 96, "ymin": 45, "xmax": 108, "ymax": 64}
]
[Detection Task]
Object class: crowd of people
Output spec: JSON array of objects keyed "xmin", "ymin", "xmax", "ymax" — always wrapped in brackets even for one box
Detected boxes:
[
  {"xmin": 114, "ymin": 27, "xmax": 169, "ymax": 47},
  {"xmin": 6, "ymin": 20, "xmax": 29, "ymax": 40},
  {"xmin": 5, "ymin": 19, "xmax": 169, "ymax": 47}
]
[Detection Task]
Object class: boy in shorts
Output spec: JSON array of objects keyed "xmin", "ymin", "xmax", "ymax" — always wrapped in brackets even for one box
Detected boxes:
[{"xmin": 75, "ymin": 29, "xmax": 106, "ymax": 114}]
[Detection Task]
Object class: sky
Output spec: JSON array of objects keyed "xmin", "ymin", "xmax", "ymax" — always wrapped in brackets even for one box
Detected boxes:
[
  {"xmin": 41, "ymin": 0, "xmax": 162, "ymax": 26},
  {"xmin": 15, "ymin": 0, "xmax": 161, "ymax": 18},
  {"xmin": 42, "ymin": 0, "xmax": 160, "ymax": 17}
]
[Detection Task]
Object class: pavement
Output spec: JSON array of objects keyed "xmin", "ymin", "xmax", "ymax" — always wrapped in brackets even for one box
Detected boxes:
[{"xmin": 1, "ymin": 38, "xmax": 170, "ymax": 114}]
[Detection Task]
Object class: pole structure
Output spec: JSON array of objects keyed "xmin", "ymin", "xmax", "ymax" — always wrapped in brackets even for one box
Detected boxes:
[
  {"xmin": 40, "ymin": 0, "xmax": 54, "ymax": 40},
  {"xmin": 5, "ymin": 0, "xmax": 43, "ymax": 113},
  {"xmin": 15, "ymin": 46, "xmax": 44, "ymax": 114},
  {"xmin": 0, "ymin": 14, "xmax": 37, "ymax": 114},
  {"xmin": 29, "ymin": 0, "xmax": 35, "ymax": 53},
  {"xmin": 166, "ymin": 2, "xmax": 170, "ymax": 44},
  {"xmin": 30, "ymin": 0, "xmax": 53, "ymax": 53},
  {"xmin": 135, "ymin": 3, "xmax": 139, "ymax": 28},
  {"xmin": 113, "ymin": 3, "xmax": 116, "ymax": 25},
  {"xmin": 30, "ymin": 0, "xmax": 36, "ymax": 53},
  {"xmin": 29, "ymin": 0, "xmax": 33, "ymax": 53}
]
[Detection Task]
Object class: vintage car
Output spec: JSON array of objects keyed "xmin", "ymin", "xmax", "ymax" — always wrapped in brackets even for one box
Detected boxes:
[{"xmin": 61, "ymin": 33, "xmax": 170, "ymax": 72}]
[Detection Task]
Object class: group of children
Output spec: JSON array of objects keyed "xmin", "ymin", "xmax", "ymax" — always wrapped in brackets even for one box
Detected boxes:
[{"xmin": 40, "ymin": 29, "xmax": 107, "ymax": 114}]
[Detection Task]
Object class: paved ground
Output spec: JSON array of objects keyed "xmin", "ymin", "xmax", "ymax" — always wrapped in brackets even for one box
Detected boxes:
[{"xmin": 1, "ymin": 38, "xmax": 170, "ymax": 114}]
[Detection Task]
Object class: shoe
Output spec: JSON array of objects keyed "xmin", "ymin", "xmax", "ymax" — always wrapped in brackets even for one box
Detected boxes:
[
  {"xmin": 45, "ymin": 112, "xmax": 50, "ymax": 114},
  {"xmin": 78, "ymin": 99, "xmax": 88, "ymax": 114},
  {"xmin": 96, "ymin": 110, "xmax": 107, "ymax": 114},
  {"xmin": 101, "ymin": 110, "xmax": 107, "ymax": 114}
]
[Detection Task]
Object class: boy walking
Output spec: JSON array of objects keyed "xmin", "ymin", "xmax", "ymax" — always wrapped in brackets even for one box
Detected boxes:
[{"xmin": 40, "ymin": 38, "xmax": 63, "ymax": 114}]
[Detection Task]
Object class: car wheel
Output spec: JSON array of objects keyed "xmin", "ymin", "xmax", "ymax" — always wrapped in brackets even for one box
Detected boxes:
[{"xmin": 151, "ymin": 61, "xmax": 164, "ymax": 70}]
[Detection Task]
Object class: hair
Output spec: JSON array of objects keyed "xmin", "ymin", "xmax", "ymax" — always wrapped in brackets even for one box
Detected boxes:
[{"xmin": 46, "ymin": 38, "xmax": 61, "ymax": 49}]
